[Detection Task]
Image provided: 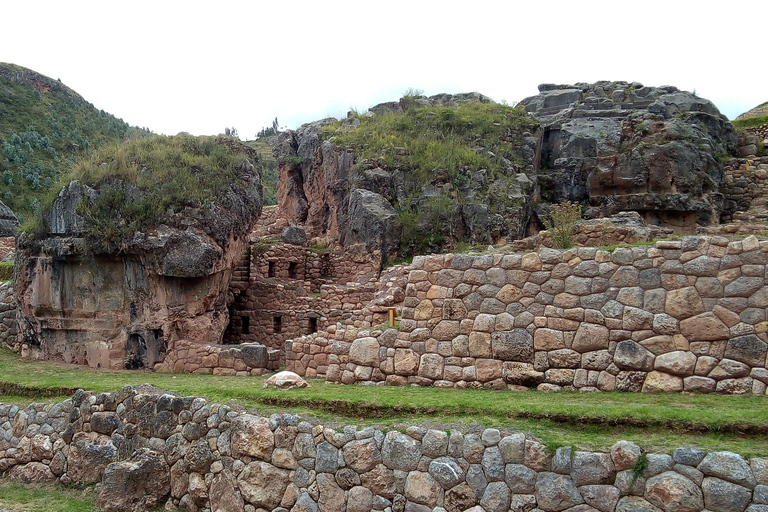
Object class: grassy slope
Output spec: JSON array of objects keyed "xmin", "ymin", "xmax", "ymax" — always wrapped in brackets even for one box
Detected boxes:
[
  {"xmin": 0, "ymin": 62, "xmax": 144, "ymax": 223},
  {"xmin": 732, "ymin": 114, "xmax": 768, "ymax": 130},
  {"xmin": 0, "ymin": 481, "xmax": 96, "ymax": 512},
  {"xmin": 2, "ymin": 349, "xmax": 768, "ymax": 456}
]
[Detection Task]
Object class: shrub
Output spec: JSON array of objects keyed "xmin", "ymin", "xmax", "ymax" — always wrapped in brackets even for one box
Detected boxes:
[{"xmin": 544, "ymin": 200, "xmax": 582, "ymax": 249}]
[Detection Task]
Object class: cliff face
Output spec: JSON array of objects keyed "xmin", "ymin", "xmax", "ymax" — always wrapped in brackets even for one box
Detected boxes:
[
  {"xmin": 15, "ymin": 138, "xmax": 263, "ymax": 370},
  {"xmin": 521, "ymin": 81, "xmax": 739, "ymax": 231}
]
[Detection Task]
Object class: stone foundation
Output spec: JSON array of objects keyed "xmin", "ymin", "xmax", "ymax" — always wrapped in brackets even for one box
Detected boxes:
[
  {"xmin": 2, "ymin": 389, "xmax": 768, "ymax": 512},
  {"xmin": 288, "ymin": 235, "xmax": 768, "ymax": 394}
]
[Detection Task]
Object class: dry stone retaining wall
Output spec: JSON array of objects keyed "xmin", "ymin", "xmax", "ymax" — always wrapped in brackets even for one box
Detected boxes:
[
  {"xmin": 288, "ymin": 235, "xmax": 768, "ymax": 394},
  {"xmin": 0, "ymin": 282, "xmax": 17, "ymax": 347},
  {"xmin": 3, "ymin": 389, "xmax": 768, "ymax": 512},
  {"xmin": 0, "ymin": 237, "xmax": 14, "ymax": 261}
]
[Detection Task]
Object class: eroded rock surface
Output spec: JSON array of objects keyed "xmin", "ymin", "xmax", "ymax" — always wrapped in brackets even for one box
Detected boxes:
[{"xmin": 521, "ymin": 81, "xmax": 738, "ymax": 231}]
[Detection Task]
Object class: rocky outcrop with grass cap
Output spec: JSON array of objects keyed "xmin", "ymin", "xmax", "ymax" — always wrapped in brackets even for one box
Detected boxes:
[{"xmin": 14, "ymin": 134, "xmax": 263, "ymax": 370}]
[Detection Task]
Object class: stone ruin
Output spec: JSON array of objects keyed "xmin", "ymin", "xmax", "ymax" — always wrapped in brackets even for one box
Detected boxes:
[{"xmin": 6, "ymin": 83, "xmax": 768, "ymax": 389}]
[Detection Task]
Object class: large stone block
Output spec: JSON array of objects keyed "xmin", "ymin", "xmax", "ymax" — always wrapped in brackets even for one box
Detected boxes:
[
  {"xmin": 237, "ymin": 461, "xmax": 290, "ymax": 510},
  {"xmin": 572, "ymin": 323, "xmax": 610, "ymax": 353},
  {"xmin": 491, "ymin": 329, "xmax": 534, "ymax": 362},
  {"xmin": 614, "ymin": 340, "xmax": 655, "ymax": 371},
  {"xmin": 644, "ymin": 471, "xmax": 704, "ymax": 512},
  {"xmin": 230, "ymin": 414, "xmax": 274, "ymax": 460},
  {"xmin": 349, "ymin": 337, "xmax": 381, "ymax": 366},
  {"xmin": 666, "ymin": 287, "xmax": 704, "ymax": 320}
]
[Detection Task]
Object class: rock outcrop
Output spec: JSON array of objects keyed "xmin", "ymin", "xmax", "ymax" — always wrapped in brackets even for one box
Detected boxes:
[
  {"xmin": 273, "ymin": 94, "xmax": 542, "ymax": 264},
  {"xmin": 521, "ymin": 81, "xmax": 739, "ymax": 231},
  {"xmin": 3, "ymin": 389, "xmax": 768, "ymax": 512},
  {"xmin": 14, "ymin": 137, "xmax": 263, "ymax": 370},
  {"xmin": 0, "ymin": 200, "xmax": 18, "ymax": 237}
]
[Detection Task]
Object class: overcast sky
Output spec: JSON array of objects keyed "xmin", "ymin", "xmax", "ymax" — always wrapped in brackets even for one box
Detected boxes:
[{"xmin": 2, "ymin": 1, "xmax": 764, "ymax": 138}]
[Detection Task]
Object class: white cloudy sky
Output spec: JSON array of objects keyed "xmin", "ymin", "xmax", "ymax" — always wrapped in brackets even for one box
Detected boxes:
[{"xmin": 2, "ymin": 1, "xmax": 764, "ymax": 137}]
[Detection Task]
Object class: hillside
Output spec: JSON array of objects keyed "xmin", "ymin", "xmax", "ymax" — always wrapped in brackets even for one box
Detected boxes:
[
  {"xmin": 733, "ymin": 101, "xmax": 768, "ymax": 131},
  {"xmin": 0, "ymin": 62, "xmax": 146, "ymax": 223}
]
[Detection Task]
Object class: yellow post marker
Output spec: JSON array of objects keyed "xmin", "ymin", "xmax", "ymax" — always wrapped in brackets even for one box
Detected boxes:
[{"xmin": 387, "ymin": 307, "xmax": 397, "ymax": 327}]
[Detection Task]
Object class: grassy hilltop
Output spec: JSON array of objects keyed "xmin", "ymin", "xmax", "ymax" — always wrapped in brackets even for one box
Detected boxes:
[{"xmin": 0, "ymin": 63, "xmax": 147, "ymax": 222}]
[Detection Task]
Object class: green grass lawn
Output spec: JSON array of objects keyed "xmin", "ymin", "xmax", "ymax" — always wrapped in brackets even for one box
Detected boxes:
[
  {"xmin": 2, "ymin": 348, "xmax": 768, "ymax": 456},
  {"xmin": 0, "ymin": 480, "xmax": 96, "ymax": 512}
]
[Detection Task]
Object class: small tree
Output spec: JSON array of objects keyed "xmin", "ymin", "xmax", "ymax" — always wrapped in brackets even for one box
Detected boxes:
[{"xmin": 543, "ymin": 200, "xmax": 581, "ymax": 249}]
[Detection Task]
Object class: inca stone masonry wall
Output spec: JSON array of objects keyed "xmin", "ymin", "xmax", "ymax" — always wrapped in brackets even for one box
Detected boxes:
[
  {"xmin": 0, "ymin": 281, "xmax": 17, "ymax": 347},
  {"xmin": 225, "ymin": 241, "xmax": 402, "ymax": 365},
  {"xmin": 287, "ymin": 235, "xmax": 768, "ymax": 394},
  {"xmin": 3, "ymin": 388, "xmax": 768, "ymax": 512}
]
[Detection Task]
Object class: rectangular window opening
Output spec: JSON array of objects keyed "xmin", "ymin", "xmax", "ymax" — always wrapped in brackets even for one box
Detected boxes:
[
  {"xmin": 242, "ymin": 316, "xmax": 250, "ymax": 335},
  {"xmin": 267, "ymin": 261, "xmax": 275, "ymax": 278},
  {"xmin": 309, "ymin": 317, "xmax": 318, "ymax": 334},
  {"xmin": 288, "ymin": 262, "xmax": 298, "ymax": 279},
  {"xmin": 273, "ymin": 316, "xmax": 282, "ymax": 334}
]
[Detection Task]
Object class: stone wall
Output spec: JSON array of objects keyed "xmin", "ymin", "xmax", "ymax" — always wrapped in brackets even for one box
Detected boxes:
[
  {"xmin": 224, "ymin": 240, "xmax": 398, "ymax": 363},
  {"xmin": 721, "ymin": 157, "xmax": 768, "ymax": 224},
  {"xmin": 155, "ymin": 339, "xmax": 280, "ymax": 375},
  {"xmin": 0, "ymin": 236, "xmax": 14, "ymax": 261},
  {"xmin": 2, "ymin": 389, "xmax": 768, "ymax": 512},
  {"xmin": 0, "ymin": 282, "xmax": 17, "ymax": 348},
  {"xmin": 287, "ymin": 235, "xmax": 768, "ymax": 394}
]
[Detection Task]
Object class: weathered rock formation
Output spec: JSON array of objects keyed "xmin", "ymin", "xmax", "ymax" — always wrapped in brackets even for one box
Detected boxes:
[
  {"xmin": 0, "ymin": 200, "xmax": 18, "ymax": 237},
  {"xmin": 14, "ymin": 140, "xmax": 263, "ymax": 370},
  {"xmin": 288, "ymin": 234, "xmax": 768, "ymax": 395},
  {"xmin": 273, "ymin": 94, "xmax": 542, "ymax": 264},
  {"xmin": 3, "ymin": 388, "xmax": 768, "ymax": 512},
  {"xmin": 272, "ymin": 84, "xmax": 741, "ymax": 266},
  {"xmin": 521, "ymin": 81, "xmax": 739, "ymax": 232}
]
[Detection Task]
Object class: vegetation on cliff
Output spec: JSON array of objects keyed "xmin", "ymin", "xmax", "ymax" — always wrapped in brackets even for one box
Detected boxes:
[
  {"xmin": 0, "ymin": 63, "xmax": 147, "ymax": 223},
  {"xmin": 320, "ymin": 100, "xmax": 540, "ymax": 255},
  {"xmin": 25, "ymin": 134, "xmax": 261, "ymax": 250}
]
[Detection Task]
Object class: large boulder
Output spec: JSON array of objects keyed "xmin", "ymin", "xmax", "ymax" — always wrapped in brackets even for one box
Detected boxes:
[
  {"xmin": 521, "ymin": 81, "xmax": 738, "ymax": 229},
  {"xmin": 274, "ymin": 94, "xmax": 542, "ymax": 258},
  {"xmin": 343, "ymin": 189, "xmax": 401, "ymax": 265}
]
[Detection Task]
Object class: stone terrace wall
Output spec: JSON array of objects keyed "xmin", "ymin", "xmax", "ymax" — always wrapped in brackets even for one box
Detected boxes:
[
  {"xmin": 288, "ymin": 235, "xmax": 768, "ymax": 394},
  {"xmin": 0, "ymin": 281, "xmax": 17, "ymax": 348},
  {"xmin": 721, "ymin": 157, "xmax": 768, "ymax": 224},
  {"xmin": 3, "ymin": 389, "xmax": 768, "ymax": 512}
]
